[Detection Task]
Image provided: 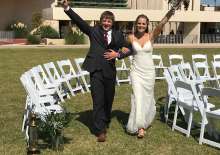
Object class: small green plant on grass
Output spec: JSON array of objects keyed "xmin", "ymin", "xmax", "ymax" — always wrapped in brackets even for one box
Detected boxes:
[{"xmin": 37, "ymin": 111, "xmax": 70, "ymax": 151}]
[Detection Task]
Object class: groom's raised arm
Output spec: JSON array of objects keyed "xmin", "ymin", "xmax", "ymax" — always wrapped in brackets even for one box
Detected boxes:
[{"xmin": 63, "ymin": 0, "xmax": 92, "ymax": 36}]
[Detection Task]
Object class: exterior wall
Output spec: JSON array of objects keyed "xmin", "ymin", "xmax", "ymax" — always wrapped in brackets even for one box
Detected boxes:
[
  {"xmin": 183, "ymin": 22, "xmax": 200, "ymax": 44},
  {"xmin": 14, "ymin": 0, "xmax": 53, "ymax": 27},
  {"xmin": 44, "ymin": 7, "xmax": 220, "ymax": 23},
  {"xmin": 2, "ymin": 0, "xmax": 220, "ymax": 44},
  {"xmin": 0, "ymin": 0, "xmax": 54, "ymax": 30},
  {"xmin": 0, "ymin": 1, "xmax": 15, "ymax": 30}
]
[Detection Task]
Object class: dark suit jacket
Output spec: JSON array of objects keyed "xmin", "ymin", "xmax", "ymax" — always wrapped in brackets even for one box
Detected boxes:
[{"xmin": 64, "ymin": 8, "xmax": 131, "ymax": 79}]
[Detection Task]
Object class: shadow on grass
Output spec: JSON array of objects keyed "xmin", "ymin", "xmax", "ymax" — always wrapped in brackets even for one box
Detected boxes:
[
  {"xmin": 112, "ymin": 110, "xmax": 129, "ymax": 130},
  {"xmin": 75, "ymin": 109, "xmax": 129, "ymax": 134},
  {"xmin": 75, "ymin": 110, "xmax": 94, "ymax": 134}
]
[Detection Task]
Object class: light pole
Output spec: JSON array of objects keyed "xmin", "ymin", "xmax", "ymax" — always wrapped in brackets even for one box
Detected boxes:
[{"xmin": 214, "ymin": 0, "xmax": 216, "ymax": 11}]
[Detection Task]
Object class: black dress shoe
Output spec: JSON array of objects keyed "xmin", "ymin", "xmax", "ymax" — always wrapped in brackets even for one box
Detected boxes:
[{"xmin": 96, "ymin": 132, "xmax": 106, "ymax": 142}]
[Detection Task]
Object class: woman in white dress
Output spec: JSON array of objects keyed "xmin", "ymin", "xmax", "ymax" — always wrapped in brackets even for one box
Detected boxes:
[{"xmin": 126, "ymin": 9, "xmax": 175, "ymax": 138}]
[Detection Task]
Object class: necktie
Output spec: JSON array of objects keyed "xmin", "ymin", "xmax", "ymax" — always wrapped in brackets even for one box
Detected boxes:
[{"xmin": 104, "ymin": 31, "xmax": 108, "ymax": 45}]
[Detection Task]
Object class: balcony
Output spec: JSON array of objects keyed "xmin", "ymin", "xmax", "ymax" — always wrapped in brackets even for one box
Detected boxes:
[{"xmin": 57, "ymin": 0, "xmax": 128, "ymax": 8}]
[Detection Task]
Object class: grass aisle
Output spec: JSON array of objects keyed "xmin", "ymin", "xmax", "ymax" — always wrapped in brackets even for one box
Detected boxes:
[{"xmin": 0, "ymin": 48, "xmax": 219, "ymax": 154}]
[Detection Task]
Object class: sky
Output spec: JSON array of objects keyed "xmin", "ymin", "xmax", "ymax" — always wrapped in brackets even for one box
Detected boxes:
[{"xmin": 201, "ymin": 0, "xmax": 220, "ymax": 6}]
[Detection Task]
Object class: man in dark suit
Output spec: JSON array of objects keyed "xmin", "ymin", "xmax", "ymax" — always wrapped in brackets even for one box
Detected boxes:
[{"xmin": 62, "ymin": 0, "xmax": 130, "ymax": 142}]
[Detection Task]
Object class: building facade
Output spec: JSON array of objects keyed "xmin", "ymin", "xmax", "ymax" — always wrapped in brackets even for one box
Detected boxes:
[{"xmin": 1, "ymin": 0, "xmax": 220, "ymax": 44}]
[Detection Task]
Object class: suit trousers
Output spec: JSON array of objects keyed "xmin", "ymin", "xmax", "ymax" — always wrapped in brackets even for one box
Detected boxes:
[{"xmin": 90, "ymin": 70, "xmax": 116, "ymax": 135}]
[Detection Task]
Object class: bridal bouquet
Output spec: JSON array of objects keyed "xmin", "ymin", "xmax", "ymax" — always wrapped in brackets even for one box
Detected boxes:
[{"xmin": 168, "ymin": 0, "xmax": 190, "ymax": 10}]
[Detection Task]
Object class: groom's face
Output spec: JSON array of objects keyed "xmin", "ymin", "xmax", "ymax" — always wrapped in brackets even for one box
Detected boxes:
[{"xmin": 101, "ymin": 17, "xmax": 113, "ymax": 31}]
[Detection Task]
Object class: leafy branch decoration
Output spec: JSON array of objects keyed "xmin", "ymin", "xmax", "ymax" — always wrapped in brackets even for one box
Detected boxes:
[{"xmin": 168, "ymin": 0, "xmax": 190, "ymax": 10}]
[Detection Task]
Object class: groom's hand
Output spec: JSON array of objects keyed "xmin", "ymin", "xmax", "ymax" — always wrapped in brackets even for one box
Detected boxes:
[{"xmin": 104, "ymin": 49, "xmax": 119, "ymax": 60}]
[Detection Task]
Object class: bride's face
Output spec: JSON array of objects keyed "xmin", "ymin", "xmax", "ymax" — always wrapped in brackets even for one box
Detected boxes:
[{"xmin": 136, "ymin": 17, "xmax": 148, "ymax": 33}]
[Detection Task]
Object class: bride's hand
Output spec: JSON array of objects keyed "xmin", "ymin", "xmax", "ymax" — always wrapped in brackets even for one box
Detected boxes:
[{"xmin": 121, "ymin": 47, "xmax": 130, "ymax": 54}]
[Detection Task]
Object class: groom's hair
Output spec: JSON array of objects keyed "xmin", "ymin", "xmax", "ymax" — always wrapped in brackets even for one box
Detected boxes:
[{"xmin": 100, "ymin": 11, "xmax": 115, "ymax": 23}]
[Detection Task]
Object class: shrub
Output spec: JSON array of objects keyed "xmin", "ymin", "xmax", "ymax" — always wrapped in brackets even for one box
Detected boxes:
[
  {"xmin": 64, "ymin": 27, "xmax": 84, "ymax": 44},
  {"xmin": 27, "ymin": 34, "xmax": 41, "ymax": 44},
  {"xmin": 31, "ymin": 12, "xmax": 42, "ymax": 29},
  {"xmin": 10, "ymin": 21, "xmax": 28, "ymax": 38},
  {"xmin": 34, "ymin": 25, "xmax": 59, "ymax": 39}
]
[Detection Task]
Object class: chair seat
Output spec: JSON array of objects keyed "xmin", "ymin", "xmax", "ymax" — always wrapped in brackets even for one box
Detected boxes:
[
  {"xmin": 80, "ymin": 70, "xmax": 89, "ymax": 75},
  {"xmin": 207, "ymin": 103, "xmax": 215, "ymax": 109},
  {"xmin": 155, "ymin": 66, "xmax": 167, "ymax": 69},
  {"xmin": 116, "ymin": 67, "xmax": 129, "ymax": 71},
  {"xmin": 207, "ymin": 109, "xmax": 220, "ymax": 118}
]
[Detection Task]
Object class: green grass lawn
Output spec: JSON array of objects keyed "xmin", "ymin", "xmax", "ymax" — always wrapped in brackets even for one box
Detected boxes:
[{"xmin": 0, "ymin": 48, "xmax": 220, "ymax": 155}]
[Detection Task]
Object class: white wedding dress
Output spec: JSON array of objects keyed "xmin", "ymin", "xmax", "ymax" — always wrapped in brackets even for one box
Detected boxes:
[{"xmin": 126, "ymin": 40, "xmax": 156, "ymax": 134}]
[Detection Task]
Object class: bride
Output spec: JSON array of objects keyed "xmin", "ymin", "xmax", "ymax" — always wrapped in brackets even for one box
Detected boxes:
[
  {"xmin": 103, "ymin": 8, "xmax": 175, "ymax": 138},
  {"xmin": 126, "ymin": 9, "xmax": 175, "ymax": 138}
]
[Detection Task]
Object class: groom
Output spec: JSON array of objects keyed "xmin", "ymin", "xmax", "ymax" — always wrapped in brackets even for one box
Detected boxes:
[{"xmin": 62, "ymin": 0, "xmax": 130, "ymax": 142}]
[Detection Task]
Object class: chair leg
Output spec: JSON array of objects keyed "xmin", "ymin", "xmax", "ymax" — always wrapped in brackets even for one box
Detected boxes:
[
  {"xmin": 116, "ymin": 76, "xmax": 120, "ymax": 86},
  {"xmin": 81, "ymin": 76, "xmax": 90, "ymax": 92},
  {"xmin": 172, "ymin": 104, "xmax": 179, "ymax": 131},
  {"xmin": 186, "ymin": 110, "xmax": 193, "ymax": 138},
  {"xmin": 165, "ymin": 96, "xmax": 172, "ymax": 123},
  {"xmin": 164, "ymin": 98, "xmax": 169, "ymax": 123},
  {"xmin": 56, "ymin": 88, "xmax": 65, "ymax": 102},
  {"xmin": 66, "ymin": 81, "xmax": 75, "ymax": 96},
  {"xmin": 199, "ymin": 116, "xmax": 206, "ymax": 145},
  {"xmin": 76, "ymin": 77, "xmax": 85, "ymax": 94}
]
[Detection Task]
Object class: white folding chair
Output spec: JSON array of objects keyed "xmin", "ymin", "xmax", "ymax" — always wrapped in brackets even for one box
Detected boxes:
[
  {"xmin": 57, "ymin": 59, "xmax": 84, "ymax": 96},
  {"xmin": 20, "ymin": 74, "xmax": 34, "ymax": 133},
  {"xmin": 163, "ymin": 69, "xmax": 178, "ymax": 122},
  {"xmin": 31, "ymin": 65, "xmax": 67, "ymax": 102},
  {"xmin": 43, "ymin": 62, "xmax": 72, "ymax": 97},
  {"xmin": 74, "ymin": 58, "xmax": 90, "ymax": 92},
  {"xmin": 24, "ymin": 71, "xmax": 62, "ymax": 109},
  {"xmin": 211, "ymin": 61, "xmax": 220, "ymax": 88},
  {"xmin": 213, "ymin": 54, "xmax": 220, "ymax": 62},
  {"xmin": 199, "ymin": 88, "xmax": 220, "ymax": 148},
  {"xmin": 172, "ymin": 80, "xmax": 215, "ymax": 137},
  {"xmin": 192, "ymin": 54, "xmax": 215, "ymax": 83},
  {"xmin": 115, "ymin": 58, "xmax": 130, "ymax": 85},
  {"xmin": 152, "ymin": 54, "xmax": 166, "ymax": 80},
  {"xmin": 169, "ymin": 54, "xmax": 184, "ymax": 66},
  {"xmin": 172, "ymin": 80, "xmax": 197, "ymax": 137},
  {"xmin": 178, "ymin": 63, "xmax": 196, "ymax": 81},
  {"xmin": 168, "ymin": 65, "xmax": 183, "ymax": 81},
  {"xmin": 164, "ymin": 68, "xmax": 188, "ymax": 123}
]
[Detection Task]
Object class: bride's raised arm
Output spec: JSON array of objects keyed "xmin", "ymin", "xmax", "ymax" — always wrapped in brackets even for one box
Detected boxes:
[{"xmin": 150, "ymin": 8, "xmax": 175, "ymax": 42}]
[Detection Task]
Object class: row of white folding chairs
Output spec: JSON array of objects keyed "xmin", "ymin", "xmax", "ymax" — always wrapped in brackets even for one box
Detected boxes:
[
  {"xmin": 174, "ymin": 80, "xmax": 220, "ymax": 148},
  {"xmin": 152, "ymin": 53, "xmax": 220, "ymax": 80},
  {"xmin": 164, "ymin": 62, "xmax": 213, "ymax": 123},
  {"xmin": 85, "ymin": 54, "xmax": 219, "ymax": 83},
  {"xmin": 20, "ymin": 71, "xmax": 64, "ymax": 141},
  {"xmin": 20, "ymin": 58, "xmax": 92, "ymax": 140},
  {"xmin": 164, "ymin": 64, "xmax": 220, "ymax": 148}
]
